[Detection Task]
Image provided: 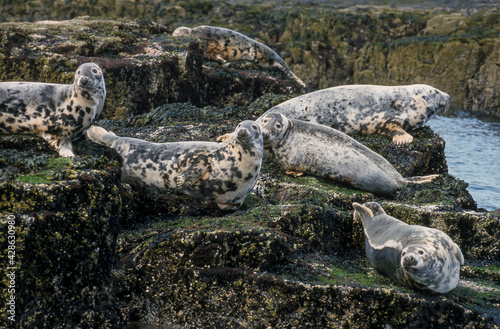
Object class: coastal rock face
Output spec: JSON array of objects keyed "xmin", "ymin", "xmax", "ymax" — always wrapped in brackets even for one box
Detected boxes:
[
  {"xmin": 0, "ymin": 17, "xmax": 299, "ymax": 119},
  {"xmin": 1, "ymin": 3, "xmax": 499, "ymax": 116},
  {"xmin": 0, "ymin": 14, "xmax": 499, "ymax": 329}
]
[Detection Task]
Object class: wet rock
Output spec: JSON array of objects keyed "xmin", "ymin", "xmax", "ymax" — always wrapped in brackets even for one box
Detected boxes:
[
  {"xmin": 0, "ymin": 5, "xmax": 499, "ymax": 328},
  {"xmin": 0, "ymin": 17, "xmax": 300, "ymax": 120}
]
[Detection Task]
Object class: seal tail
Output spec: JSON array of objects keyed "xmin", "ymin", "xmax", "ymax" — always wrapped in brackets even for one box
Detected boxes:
[
  {"xmin": 404, "ymin": 174, "xmax": 439, "ymax": 184},
  {"xmin": 87, "ymin": 126, "xmax": 119, "ymax": 147}
]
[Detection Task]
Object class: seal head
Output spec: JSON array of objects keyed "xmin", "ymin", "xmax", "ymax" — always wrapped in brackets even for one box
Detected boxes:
[
  {"xmin": 353, "ymin": 202, "xmax": 464, "ymax": 293},
  {"xmin": 0, "ymin": 62, "xmax": 106, "ymax": 157}
]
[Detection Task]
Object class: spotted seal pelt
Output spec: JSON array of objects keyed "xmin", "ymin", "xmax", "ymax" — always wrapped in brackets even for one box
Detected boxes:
[
  {"xmin": 0, "ymin": 63, "xmax": 106, "ymax": 157},
  {"xmin": 253, "ymin": 113, "xmax": 438, "ymax": 198},
  {"xmin": 352, "ymin": 202, "xmax": 464, "ymax": 293},
  {"xmin": 172, "ymin": 25, "xmax": 306, "ymax": 88},
  {"xmin": 261, "ymin": 84, "xmax": 450, "ymax": 144},
  {"xmin": 87, "ymin": 121, "xmax": 263, "ymax": 210}
]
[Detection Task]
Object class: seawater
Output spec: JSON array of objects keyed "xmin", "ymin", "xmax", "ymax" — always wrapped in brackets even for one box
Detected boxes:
[{"xmin": 428, "ymin": 109, "xmax": 500, "ymax": 211}]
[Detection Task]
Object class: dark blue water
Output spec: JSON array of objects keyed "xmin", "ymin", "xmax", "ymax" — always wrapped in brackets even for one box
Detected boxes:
[{"xmin": 428, "ymin": 110, "xmax": 500, "ymax": 211}]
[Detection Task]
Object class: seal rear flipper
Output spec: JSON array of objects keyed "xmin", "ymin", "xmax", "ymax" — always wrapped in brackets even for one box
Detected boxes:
[
  {"xmin": 362, "ymin": 202, "xmax": 387, "ymax": 217},
  {"xmin": 86, "ymin": 126, "xmax": 118, "ymax": 147},
  {"xmin": 404, "ymin": 174, "xmax": 439, "ymax": 184},
  {"xmin": 352, "ymin": 202, "xmax": 375, "ymax": 223}
]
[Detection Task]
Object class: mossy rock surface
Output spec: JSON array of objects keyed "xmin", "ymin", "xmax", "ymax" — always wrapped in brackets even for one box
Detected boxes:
[{"xmin": 1, "ymin": 3, "xmax": 499, "ymax": 327}]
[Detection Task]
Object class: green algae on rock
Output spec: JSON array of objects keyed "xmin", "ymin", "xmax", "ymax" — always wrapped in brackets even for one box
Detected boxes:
[{"xmin": 0, "ymin": 17, "xmax": 301, "ymax": 121}]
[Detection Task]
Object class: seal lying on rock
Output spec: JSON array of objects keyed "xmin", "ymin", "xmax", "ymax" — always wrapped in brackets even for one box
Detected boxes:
[
  {"xmin": 87, "ymin": 121, "xmax": 263, "ymax": 210},
  {"xmin": 172, "ymin": 25, "xmax": 306, "ymax": 88},
  {"xmin": 255, "ymin": 113, "xmax": 438, "ymax": 198},
  {"xmin": 0, "ymin": 63, "xmax": 106, "ymax": 157},
  {"xmin": 352, "ymin": 202, "xmax": 464, "ymax": 293},
  {"xmin": 262, "ymin": 84, "xmax": 450, "ymax": 144}
]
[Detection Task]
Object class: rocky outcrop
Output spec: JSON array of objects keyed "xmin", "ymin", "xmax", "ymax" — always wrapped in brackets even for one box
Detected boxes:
[
  {"xmin": 0, "ymin": 15, "xmax": 499, "ymax": 329},
  {"xmin": 0, "ymin": 17, "xmax": 300, "ymax": 119},
  {"xmin": 2, "ymin": 3, "xmax": 499, "ymax": 116}
]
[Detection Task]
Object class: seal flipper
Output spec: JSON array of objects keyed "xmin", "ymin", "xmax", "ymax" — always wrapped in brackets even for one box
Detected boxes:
[
  {"xmin": 86, "ymin": 126, "xmax": 119, "ymax": 148},
  {"xmin": 362, "ymin": 202, "xmax": 387, "ymax": 217},
  {"xmin": 404, "ymin": 174, "xmax": 439, "ymax": 184},
  {"xmin": 216, "ymin": 132, "xmax": 234, "ymax": 142},
  {"xmin": 40, "ymin": 134, "xmax": 75, "ymax": 157},
  {"xmin": 352, "ymin": 202, "xmax": 375, "ymax": 227},
  {"xmin": 175, "ymin": 156, "xmax": 211, "ymax": 188},
  {"xmin": 377, "ymin": 122, "xmax": 413, "ymax": 145}
]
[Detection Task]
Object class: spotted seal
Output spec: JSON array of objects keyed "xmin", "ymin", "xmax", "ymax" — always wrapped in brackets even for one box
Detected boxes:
[
  {"xmin": 262, "ymin": 84, "xmax": 450, "ymax": 144},
  {"xmin": 352, "ymin": 202, "xmax": 464, "ymax": 293},
  {"xmin": 255, "ymin": 112, "xmax": 438, "ymax": 198},
  {"xmin": 87, "ymin": 121, "xmax": 263, "ymax": 210},
  {"xmin": 0, "ymin": 63, "xmax": 106, "ymax": 157},
  {"xmin": 172, "ymin": 25, "xmax": 306, "ymax": 88}
]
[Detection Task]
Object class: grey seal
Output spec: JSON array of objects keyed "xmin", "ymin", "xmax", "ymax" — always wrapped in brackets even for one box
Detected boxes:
[
  {"xmin": 87, "ymin": 121, "xmax": 263, "ymax": 210},
  {"xmin": 262, "ymin": 84, "xmax": 450, "ymax": 144},
  {"xmin": 172, "ymin": 25, "xmax": 306, "ymax": 88},
  {"xmin": 0, "ymin": 63, "xmax": 106, "ymax": 157},
  {"xmin": 353, "ymin": 202, "xmax": 464, "ymax": 293},
  {"xmin": 256, "ymin": 112, "xmax": 438, "ymax": 198}
]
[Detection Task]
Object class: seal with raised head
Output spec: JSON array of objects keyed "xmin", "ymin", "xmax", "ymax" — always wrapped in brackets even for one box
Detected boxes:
[
  {"xmin": 172, "ymin": 25, "xmax": 306, "ymax": 88},
  {"xmin": 0, "ymin": 62, "xmax": 106, "ymax": 157},
  {"xmin": 352, "ymin": 202, "xmax": 464, "ymax": 293},
  {"xmin": 262, "ymin": 84, "xmax": 450, "ymax": 144},
  {"xmin": 87, "ymin": 121, "xmax": 263, "ymax": 210},
  {"xmin": 255, "ymin": 112, "xmax": 438, "ymax": 198}
]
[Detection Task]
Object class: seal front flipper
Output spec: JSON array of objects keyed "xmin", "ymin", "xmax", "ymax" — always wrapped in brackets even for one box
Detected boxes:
[
  {"xmin": 174, "ymin": 156, "xmax": 211, "ymax": 188},
  {"xmin": 40, "ymin": 134, "xmax": 75, "ymax": 157},
  {"xmin": 217, "ymin": 202, "xmax": 244, "ymax": 211},
  {"xmin": 285, "ymin": 170, "xmax": 304, "ymax": 177},
  {"xmin": 216, "ymin": 132, "xmax": 234, "ymax": 142},
  {"xmin": 377, "ymin": 122, "xmax": 414, "ymax": 145}
]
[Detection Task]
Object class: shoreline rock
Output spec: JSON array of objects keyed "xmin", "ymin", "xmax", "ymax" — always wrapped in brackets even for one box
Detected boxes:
[{"xmin": 0, "ymin": 13, "xmax": 499, "ymax": 329}]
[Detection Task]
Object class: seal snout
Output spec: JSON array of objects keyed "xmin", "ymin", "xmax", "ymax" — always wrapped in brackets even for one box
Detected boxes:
[
  {"xmin": 403, "ymin": 255, "xmax": 418, "ymax": 267},
  {"xmin": 237, "ymin": 127, "xmax": 250, "ymax": 138},
  {"xmin": 437, "ymin": 91, "xmax": 451, "ymax": 110},
  {"xmin": 79, "ymin": 76, "xmax": 90, "ymax": 86}
]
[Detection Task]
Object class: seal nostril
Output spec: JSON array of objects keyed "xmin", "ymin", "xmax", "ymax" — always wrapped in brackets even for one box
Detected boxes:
[{"xmin": 80, "ymin": 76, "xmax": 89, "ymax": 85}]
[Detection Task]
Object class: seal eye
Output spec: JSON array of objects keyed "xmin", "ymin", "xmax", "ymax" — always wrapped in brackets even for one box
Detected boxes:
[
  {"xmin": 418, "ymin": 250, "xmax": 424, "ymax": 255},
  {"xmin": 251, "ymin": 124, "xmax": 258, "ymax": 130},
  {"xmin": 77, "ymin": 70, "xmax": 81, "ymax": 75},
  {"xmin": 92, "ymin": 68, "xmax": 98, "ymax": 74},
  {"xmin": 276, "ymin": 123, "xmax": 282, "ymax": 129}
]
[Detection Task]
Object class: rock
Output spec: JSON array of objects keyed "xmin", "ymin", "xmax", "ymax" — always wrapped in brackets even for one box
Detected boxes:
[
  {"xmin": 0, "ymin": 17, "xmax": 300, "ymax": 119},
  {"xmin": 0, "ymin": 5, "xmax": 499, "ymax": 329}
]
